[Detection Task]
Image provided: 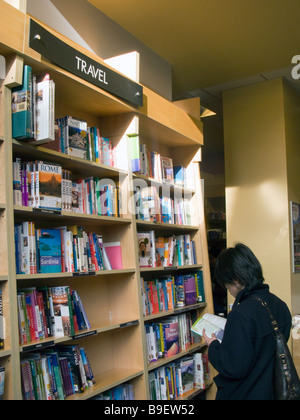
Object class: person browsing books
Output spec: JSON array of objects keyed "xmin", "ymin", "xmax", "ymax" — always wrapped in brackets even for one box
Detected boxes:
[{"xmin": 203, "ymin": 243, "xmax": 292, "ymax": 400}]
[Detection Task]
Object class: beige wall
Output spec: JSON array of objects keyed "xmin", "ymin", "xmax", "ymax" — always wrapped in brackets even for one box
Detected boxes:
[
  {"xmin": 223, "ymin": 78, "xmax": 300, "ymax": 313},
  {"xmin": 26, "ymin": 0, "xmax": 173, "ymax": 100},
  {"xmin": 283, "ymin": 82, "xmax": 300, "ymax": 314}
]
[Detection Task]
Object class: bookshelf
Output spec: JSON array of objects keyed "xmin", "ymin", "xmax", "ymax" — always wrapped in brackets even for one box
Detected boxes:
[{"xmin": 0, "ymin": 2, "xmax": 213, "ymax": 401}]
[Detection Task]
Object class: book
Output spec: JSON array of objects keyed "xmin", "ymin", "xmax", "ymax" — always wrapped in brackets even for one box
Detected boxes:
[
  {"xmin": 191, "ymin": 313, "xmax": 227, "ymax": 342},
  {"xmin": 0, "ymin": 367, "xmax": 5, "ymax": 400},
  {"xmin": 51, "ymin": 287, "xmax": 74, "ymax": 338},
  {"xmin": 36, "ymin": 228, "xmax": 62, "ymax": 273},
  {"xmin": 64, "ymin": 116, "xmax": 88, "ymax": 160},
  {"xmin": 183, "ymin": 275, "xmax": 197, "ymax": 306},
  {"xmin": 128, "ymin": 134, "xmax": 140, "ymax": 172},
  {"xmin": 35, "ymin": 75, "xmax": 55, "ymax": 144},
  {"xmin": 12, "ymin": 65, "xmax": 33, "ymax": 140},
  {"xmin": 161, "ymin": 156, "xmax": 174, "ymax": 184},
  {"xmin": 137, "ymin": 232, "xmax": 155, "ymax": 267},
  {"xmin": 103, "ymin": 242, "xmax": 123, "ymax": 270},
  {"xmin": 36, "ymin": 161, "xmax": 62, "ymax": 211},
  {"xmin": 0, "ymin": 291, "xmax": 4, "ymax": 350}
]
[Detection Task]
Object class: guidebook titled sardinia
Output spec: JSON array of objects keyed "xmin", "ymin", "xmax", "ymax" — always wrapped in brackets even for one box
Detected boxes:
[
  {"xmin": 37, "ymin": 161, "xmax": 62, "ymax": 211},
  {"xmin": 191, "ymin": 313, "xmax": 227, "ymax": 342}
]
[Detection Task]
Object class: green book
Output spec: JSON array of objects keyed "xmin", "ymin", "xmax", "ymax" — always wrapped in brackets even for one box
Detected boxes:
[{"xmin": 11, "ymin": 65, "xmax": 33, "ymax": 140}]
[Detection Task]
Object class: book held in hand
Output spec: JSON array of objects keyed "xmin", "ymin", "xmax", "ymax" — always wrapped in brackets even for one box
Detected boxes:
[{"xmin": 191, "ymin": 313, "xmax": 227, "ymax": 342}]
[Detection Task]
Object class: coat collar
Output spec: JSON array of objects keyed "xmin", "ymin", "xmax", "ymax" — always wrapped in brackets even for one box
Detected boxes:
[{"xmin": 234, "ymin": 283, "xmax": 270, "ymax": 307}]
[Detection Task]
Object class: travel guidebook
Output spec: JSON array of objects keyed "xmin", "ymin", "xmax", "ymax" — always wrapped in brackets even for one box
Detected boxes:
[{"xmin": 191, "ymin": 313, "xmax": 227, "ymax": 342}]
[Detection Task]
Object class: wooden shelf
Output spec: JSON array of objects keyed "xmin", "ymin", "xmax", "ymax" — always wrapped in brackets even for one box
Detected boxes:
[
  {"xmin": 67, "ymin": 369, "xmax": 144, "ymax": 401},
  {"xmin": 144, "ymin": 303, "xmax": 207, "ymax": 322},
  {"xmin": 0, "ymin": 7, "xmax": 214, "ymax": 401},
  {"xmin": 12, "ymin": 140, "xmax": 128, "ymax": 179},
  {"xmin": 136, "ymin": 220, "xmax": 199, "ymax": 232},
  {"xmin": 148, "ymin": 342, "xmax": 207, "ymax": 371}
]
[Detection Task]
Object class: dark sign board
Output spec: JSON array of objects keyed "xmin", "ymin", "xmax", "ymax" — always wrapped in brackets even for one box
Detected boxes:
[{"xmin": 29, "ymin": 19, "xmax": 143, "ymax": 107}]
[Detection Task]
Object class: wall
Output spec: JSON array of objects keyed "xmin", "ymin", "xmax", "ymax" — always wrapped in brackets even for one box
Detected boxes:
[
  {"xmin": 26, "ymin": 0, "xmax": 173, "ymax": 100},
  {"xmin": 223, "ymin": 79, "xmax": 293, "ymax": 311},
  {"xmin": 283, "ymin": 81, "xmax": 300, "ymax": 314}
]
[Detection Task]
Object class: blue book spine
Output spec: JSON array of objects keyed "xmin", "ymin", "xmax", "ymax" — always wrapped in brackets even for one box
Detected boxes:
[{"xmin": 12, "ymin": 65, "xmax": 33, "ymax": 140}]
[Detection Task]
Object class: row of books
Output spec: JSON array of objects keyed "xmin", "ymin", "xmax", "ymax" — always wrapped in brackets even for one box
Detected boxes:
[
  {"xmin": 17, "ymin": 286, "xmax": 91, "ymax": 345},
  {"xmin": 48, "ymin": 117, "xmax": 116, "ymax": 167},
  {"xmin": 145, "ymin": 313, "xmax": 197, "ymax": 363},
  {"xmin": 138, "ymin": 232, "xmax": 196, "ymax": 268},
  {"xmin": 141, "ymin": 271, "xmax": 205, "ymax": 317},
  {"xmin": 90, "ymin": 383, "xmax": 135, "ymax": 400},
  {"xmin": 136, "ymin": 144, "xmax": 193, "ymax": 190},
  {"xmin": 20, "ymin": 345, "xmax": 95, "ymax": 400},
  {"xmin": 135, "ymin": 185, "xmax": 192, "ymax": 225},
  {"xmin": 12, "ymin": 66, "xmax": 55, "ymax": 144},
  {"xmin": 13, "ymin": 158, "xmax": 120, "ymax": 216},
  {"xmin": 15, "ymin": 222, "xmax": 123, "ymax": 275},
  {"xmin": 148, "ymin": 353, "xmax": 210, "ymax": 400},
  {"xmin": 11, "ymin": 65, "xmax": 116, "ymax": 169}
]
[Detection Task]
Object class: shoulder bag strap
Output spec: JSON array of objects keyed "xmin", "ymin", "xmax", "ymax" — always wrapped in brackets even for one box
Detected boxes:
[{"xmin": 250, "ymin": 296, "xmax": 280, "ymax": 333}]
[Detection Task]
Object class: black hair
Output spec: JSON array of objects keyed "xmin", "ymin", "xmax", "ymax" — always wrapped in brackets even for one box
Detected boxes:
[{"xmin": 214, "ymin": 243, "xmax": 265, "ymax": 291}]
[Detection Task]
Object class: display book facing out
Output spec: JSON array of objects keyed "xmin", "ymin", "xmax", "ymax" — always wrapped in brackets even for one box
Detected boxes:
[{"xmin": 0, "ymin": 11, "xmax": 213, "ymax": 401}]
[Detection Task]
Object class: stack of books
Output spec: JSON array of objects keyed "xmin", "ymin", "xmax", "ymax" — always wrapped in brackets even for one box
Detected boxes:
[
  {"xmin": 20, "ymin": 345, "xmax": 95, "ymax": 400},
  {"xmin": 137, "ymin": 231, "xmax": 197, "ymax": 268},
  {"xmin": 145, "ymin": 313, "xmax": 195, "ymax": 363},
  {"xmin": 135, "ymin": 185, "xmax": 192, "ymax": 225},
  {"xmin": 148, "ymin": 352, "xmax": 209, "ymax": 400},
  {"xmin": 12, "ymin": 66, "xmax": 55, "ymax": 144},
  {"xmin": 17, "ymin": 286, "xmax": 91, "ymax": 344},
  {"xmin": 15, "ymin": 222, "xmax": 123, "ymax": 275},
  {"xmin": 13, "ymin": 158, "xmax": 121, "ymax": 217}
]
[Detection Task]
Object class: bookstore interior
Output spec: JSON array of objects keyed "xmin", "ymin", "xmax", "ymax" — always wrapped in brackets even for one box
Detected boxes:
[{"xmin": 1, "ymin": 0, "xmax": 300, "ymax": 402}]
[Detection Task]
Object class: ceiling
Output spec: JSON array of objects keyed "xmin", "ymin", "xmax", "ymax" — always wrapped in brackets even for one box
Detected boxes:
[{"xmin": 88, "ymin": 0, "xmax": 300, "ymax": 111}]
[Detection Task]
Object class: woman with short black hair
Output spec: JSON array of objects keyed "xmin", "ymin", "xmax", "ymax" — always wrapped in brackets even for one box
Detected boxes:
[{"xmin": 203, "ymin": 243, "xmax": 292, "ymax": 400}]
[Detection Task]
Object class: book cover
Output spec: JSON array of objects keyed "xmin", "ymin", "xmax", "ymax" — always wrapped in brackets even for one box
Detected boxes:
[
  {"xmin": 155, "ymin": 236, "xmax": 165, "ymax": 267},
  {"xmin": 173, "ymin": 165, "xmax": 185, "ymax": 187},
  {"xmin": 64, "ymin": 116, "xmax": 88, "ymax": 160},
  {"xmin": 128, "ymin": 134, "xmax": 140, "ymax": 173},
  {"xmin": 138, "ymin": 232, "xmax": 153, "ymax": 267},
  {"xmin": 174, "ymin": 275, "xmax": 185, "ymax": 308},
  {"xmin": 195, "ymin": 270, "xmax": 206, "ymax": 303},
  {"xmin": 193, "ymin": 353, "xmax": 205, "ymax": 389},
  {"xmin": 0, "ymin": 367, "xmax": 5, "ymax": 400},
  {"xmin": 161, "ymin": 156, "xmax": 174, "ymax": 184},
  {"xmin": 37, "ymin": 229, "xmax": 62, "ymax": 273},
  {"xmin": 191, "ymin": 313, "xmax": 227, "ymax": 342},
  {"xmin": 162, "ymin": 320, "xmax": 180, "ymax": 358},
  {"xmin": 183, "ymin": 275, "xmax": 197, "ymax": 306},
  {"xmin": 180, "ymin": 357, "xmax": 194, "ymax": 394},
  {"xmin": 51, "ymin": 287, "xmax": 74, "ymax": 337},
  {"xmin": 35, "ymin": 76, "xmax": 55, "ymax": 144},
  {"xmin": 103, "ymin": 242, "xmax": 123, "ymax": 270},
  {"xmin": 12, "ymin": 65, "xmax": 33, "ymax": 140},
  {"xmin": 37, "ymin": 161, "xmax": 62, "ymax": 211}
]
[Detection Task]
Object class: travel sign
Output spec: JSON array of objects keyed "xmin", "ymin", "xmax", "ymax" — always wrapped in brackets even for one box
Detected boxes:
[{"xmin": 29, "ymin": 19, "xmax": 143, "ymax": 107}]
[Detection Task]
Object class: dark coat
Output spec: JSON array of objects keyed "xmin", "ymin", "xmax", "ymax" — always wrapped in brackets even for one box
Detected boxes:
[{"xmin": 208, "ymin": 284, "xmax": 292, "ymax": 400}]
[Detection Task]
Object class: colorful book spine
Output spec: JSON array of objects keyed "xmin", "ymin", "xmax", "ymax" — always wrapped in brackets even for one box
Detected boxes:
[{"xmin": 12, "ymin": 65, "xmax": 33, "ymax": 140}]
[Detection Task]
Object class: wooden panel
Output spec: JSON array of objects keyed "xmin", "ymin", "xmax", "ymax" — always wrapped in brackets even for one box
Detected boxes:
[{"xmin": 0, "ymin": 1, "xmax": 25, "ymax": 53}]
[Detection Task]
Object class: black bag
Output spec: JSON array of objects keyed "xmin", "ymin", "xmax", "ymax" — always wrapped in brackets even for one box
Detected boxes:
[{"xmin": 253, "ymin": 297, "xmax": 300, "ymax": 400}]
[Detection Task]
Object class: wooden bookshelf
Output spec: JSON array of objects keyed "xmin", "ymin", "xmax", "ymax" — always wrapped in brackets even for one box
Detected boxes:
[{"xmin": 0, "ymin": 2, "xmax": 213, "ymax": 401}]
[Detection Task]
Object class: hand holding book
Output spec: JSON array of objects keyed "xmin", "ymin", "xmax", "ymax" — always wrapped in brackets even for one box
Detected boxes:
[{"xmin": 203, "ymin": 329, "xmax": 218, "ymax": 347}]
